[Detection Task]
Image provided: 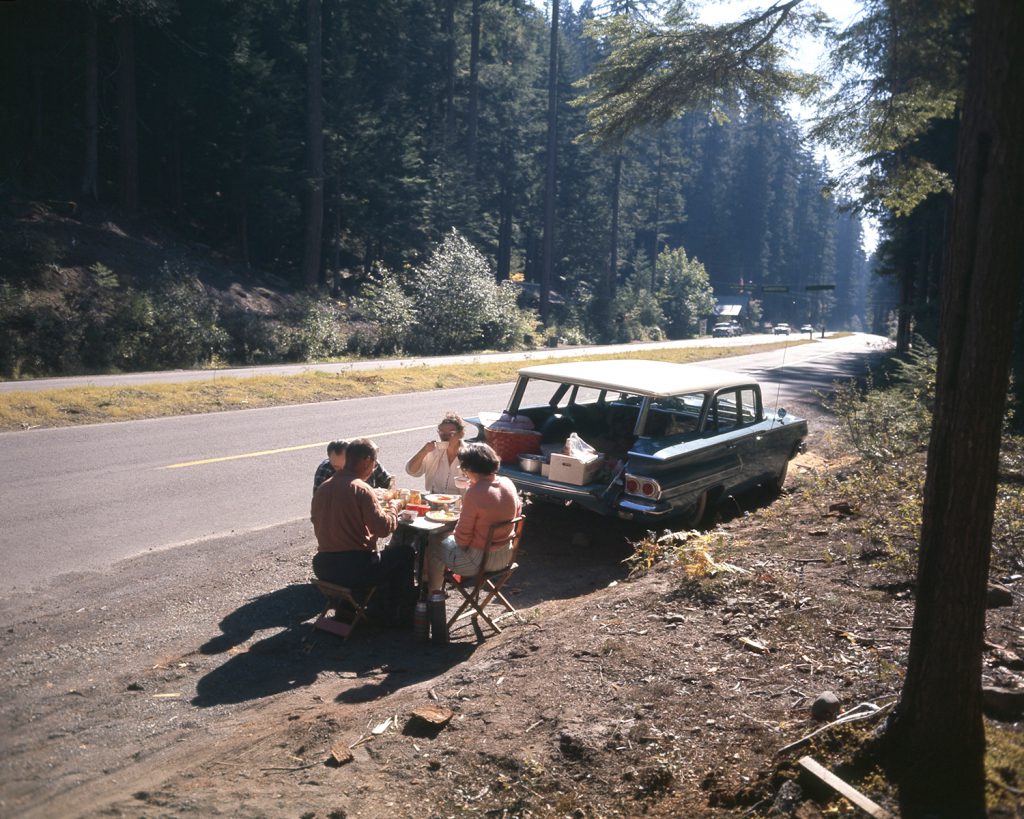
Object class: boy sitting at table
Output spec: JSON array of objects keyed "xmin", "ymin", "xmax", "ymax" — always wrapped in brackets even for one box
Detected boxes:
[{"xmin": 313, "ymin": 439, "xmax": 396, "ymax": 495}]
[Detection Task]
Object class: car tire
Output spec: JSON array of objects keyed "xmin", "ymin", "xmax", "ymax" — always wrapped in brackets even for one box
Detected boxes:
[
  {"xmin": 680, "ymin": 490, "xmax": 708, "ymax": 529},
  {"xmin": 769, "ymin": 459, "xmax": 789, "ymax": 494}
]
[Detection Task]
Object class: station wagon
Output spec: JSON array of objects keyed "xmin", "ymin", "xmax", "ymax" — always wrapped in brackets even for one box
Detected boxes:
[{"xmin": 471, "ymin": 360, "xmax": 807, "ymax": 526}]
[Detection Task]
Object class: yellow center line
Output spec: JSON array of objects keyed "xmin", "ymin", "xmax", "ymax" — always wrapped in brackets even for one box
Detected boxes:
[{"xmin": 161, "ymin": 424, "xmax": 436, "ymax": 469}]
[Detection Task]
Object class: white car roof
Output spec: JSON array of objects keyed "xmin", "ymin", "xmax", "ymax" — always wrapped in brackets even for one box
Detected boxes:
[{"xmin": 516, "ymin": 360, "xmax": 754, "ymax": 398}]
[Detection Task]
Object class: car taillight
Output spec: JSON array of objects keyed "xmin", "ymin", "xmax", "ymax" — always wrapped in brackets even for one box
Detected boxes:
[{"xmin": 624, "ymin": 474, "xmax": 661, "ymax": 500}]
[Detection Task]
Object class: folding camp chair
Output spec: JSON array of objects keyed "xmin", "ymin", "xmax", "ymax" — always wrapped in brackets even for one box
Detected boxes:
[
  {"xmin": 311, "ymin": 580, "xmax": 377, "ymax": 640},
  {"xmin": 445, "ymin": 516, "xmax": 525, "ymax": 636}
]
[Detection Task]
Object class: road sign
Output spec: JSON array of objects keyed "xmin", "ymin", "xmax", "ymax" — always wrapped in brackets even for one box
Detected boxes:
[{"xmin": 762, "ymin": 285, "xmax": 789, "ymax": 293}]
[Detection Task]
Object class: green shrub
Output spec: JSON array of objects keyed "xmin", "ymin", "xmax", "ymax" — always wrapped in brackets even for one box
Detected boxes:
[
  {"xmin": 23, "ymin": 301, "xmax": 82, "ymax": 375},
  {"xmin": 0, "ymin": 282, "xmax": 29, "ymax": 377},
  {"xmin": 287, "ymin": 296, "xmax": 347, "ymax": 361},
  {"xmin": 821, "ymin": 343, "xmax": 937, "ymax": 567},
  {"xmin": 148, "ymin": 266, "xmax": 228, "ymax": 368},
  {"xmin": 613, "ymin": 274, "xmax": 666, "ymax": 342},
  {"xmin": 352, "ymin": 266, "xmax": 416, "ymax": 354},
  {"xmin": 0, "ymin": 226, "xmax": 63, "ymax": 285},
  {"xmin": 345, "ymin": 321, "xmax": 385, "ymax": 358},
  {"xmin": 221, "ymin": 312, "xmax": 287, "ymax": 364},
  {"xmin": 994, "ymin": 435, "xmax": 1024, "ymax": 571},
  {"xmin": 73, "ymin": 264, "xmax": 160, "ymax": 372},
  {"xmin": 827, "ymin": 342, "xmax": 935, "ymax": 466},
  {"xmin": 481, "ymin": 280, "xmax": 537, "ymax": 350}
]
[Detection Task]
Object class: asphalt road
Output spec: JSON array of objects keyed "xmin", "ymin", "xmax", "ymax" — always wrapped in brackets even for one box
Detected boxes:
[
  {"xmin": 0, "ymin": 333, "xmax": 888, "ymax": 594},
  {"xmin": 0, "ymin": 332, "xmax": 811, "ymax": 393}
]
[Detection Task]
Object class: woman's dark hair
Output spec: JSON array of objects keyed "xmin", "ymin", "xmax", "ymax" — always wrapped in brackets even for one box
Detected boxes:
[
  {"xmin": 327, "ymin": 439, "xmax": 349, "ymax": 456},
  {"xmin": 345, "ymin": 438, "xmax": 378, "ymax": 465},
  {"xmin": 458, "ymin": 442, "xmax": 500, "ymax": 475}
]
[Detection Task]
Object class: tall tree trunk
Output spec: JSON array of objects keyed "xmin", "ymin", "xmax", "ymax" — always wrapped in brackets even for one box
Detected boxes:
[
  {"xmin": 540, "ymin": 0, "xmax": 559, "ymax": 325},
  {"xmin": 237, "ymin": 150, "xmax": 251, "ymax": 270},
  {"xmin": 607, "ymin": 151, "xmax": 621, "ymax": 301},
  {"xmin": 238, "ymin": 189, "xmax": 250, "ymax": 270},
  {"xmin": 80, "ymin": 8, "xmax": 99, "ymax": 202},
  {"xmin": 301, "ymin": 0, "xmax": 324, "ymax": 288},
  {"xmin": 467, "ymin": 0, "xmax": 481, "ymax": 167},
  {"xmin": 497, "ymin": 147, "xmax": 513, "ymax": 281},
  {"xmin": 887, "ymin": 1, "xmax": 1024, "ymax": 816},
  {"xmin": 444, "ymin": 0, "xmax": 457, "ymax": 147},
  {"xmin": 651, "ymin": 139, "xmax": 662, "ymax": 289},
  {"xmin": 115, "ymin": 16, "xmax": 139, "ymax": 214},
  {"xmin": 331, "ymin": 178, "xmax": 343, "ymax": 296},
  {"xmin": 169, "ymin": 88, "xmax": 183, "ymax": 213},
  {"xmin": 896, "ymin": 264, "xmax": 914, "ymax": 354}
]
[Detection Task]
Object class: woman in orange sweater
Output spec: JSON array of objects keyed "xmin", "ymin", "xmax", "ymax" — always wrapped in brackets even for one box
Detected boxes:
[{"xmin": 424, "ymin": 443, "xmax": 521, "ymax": 594}]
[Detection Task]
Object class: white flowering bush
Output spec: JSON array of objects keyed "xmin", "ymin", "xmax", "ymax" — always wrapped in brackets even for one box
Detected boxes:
[
  {"xmin": 657, "ymin": 247, "xmax": 717, "ymax": 339},
  {"xmin": 408, "ymin": 229, "xmax": 532, "ymax": 354}
]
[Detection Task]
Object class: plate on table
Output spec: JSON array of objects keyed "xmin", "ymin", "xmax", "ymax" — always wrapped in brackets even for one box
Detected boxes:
[
  {"xmin": 425, "ymin": 509, "xmax": 459, "ymax": 523},
  {"xmin": 424, "ymin": 493, "xmax": 458, "ymax": 505}
]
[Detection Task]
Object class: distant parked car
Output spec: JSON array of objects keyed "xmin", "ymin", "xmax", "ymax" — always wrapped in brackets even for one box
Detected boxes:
[
  {"xmin": 469, "ymin": 360, "xmax": 808, "ymax": 527},
  {"xmin": 712, "ymin": 322, "xmax": 740, "ymax": 337},
  {"xmin": 772, "ymin": 323, "xmax": 791, "ymax": 335},
  {"xmin": 800, "ymin": 324, "xmax": 815, "ymax": 333}
]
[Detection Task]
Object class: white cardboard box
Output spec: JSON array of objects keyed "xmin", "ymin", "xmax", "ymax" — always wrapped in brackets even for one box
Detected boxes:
[{"xmin": 548, "ymin": 453, "xmax": 604, "ymax": 485}]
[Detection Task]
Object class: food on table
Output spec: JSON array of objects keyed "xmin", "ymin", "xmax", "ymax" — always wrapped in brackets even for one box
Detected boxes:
[{"xmin": 425, "ymin": 509, "xmax": 459, "ymax": 523}]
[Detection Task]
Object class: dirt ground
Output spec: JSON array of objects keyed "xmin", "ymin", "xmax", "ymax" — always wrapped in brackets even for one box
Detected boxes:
[{"xmin": 2, "ymin": 409, "xmax": 1023, "ymax": 818}]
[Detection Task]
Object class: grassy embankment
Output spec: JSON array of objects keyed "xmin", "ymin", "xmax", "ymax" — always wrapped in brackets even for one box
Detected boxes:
[{"xmin": 0, "ymin": 339, "xmax": 815, "ymax": 432}]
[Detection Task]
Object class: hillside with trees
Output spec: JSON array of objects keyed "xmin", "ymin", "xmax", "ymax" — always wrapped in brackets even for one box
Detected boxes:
[{"xmin": 1, "ymin": 0, "xmax": 873, "ymax": 379}]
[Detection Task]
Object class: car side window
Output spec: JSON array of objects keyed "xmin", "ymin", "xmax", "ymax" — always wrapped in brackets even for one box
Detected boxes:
[
  {"xmin": 647, "ymin": 393, "xmax": 704, "ymax": 437},
  {"xmin": 738, "ymin": 388, "xmax": 759, "ymax": 425},
  {"xmin": 710, "ymin": 390, "xmax": 740, "ymax": 432}
]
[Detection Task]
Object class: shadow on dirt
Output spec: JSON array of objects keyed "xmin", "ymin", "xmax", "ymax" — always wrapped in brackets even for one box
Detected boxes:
[
  {"xmin": 191, "ymin": 482, "xmax": 802, "ymax": 709},
  {"xmin": 191, "ymin": 503, "xmax": 644, "ymax": 709},
  {"xmin": 506, "ymin": 502, "xmax": 642, "ymax": 603},
  {"xmin": 192, "ymin": 585, "xmax": 476, "ymax": 708},
  {"xmin": 198, "ymin": 582, "xmax": 322, "ymax": 656}
]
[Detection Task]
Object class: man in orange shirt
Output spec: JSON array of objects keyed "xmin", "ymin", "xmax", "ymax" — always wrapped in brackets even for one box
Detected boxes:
[{"xmin": 311, "ymin": 438, "xmax": 415, "ymax": 625}]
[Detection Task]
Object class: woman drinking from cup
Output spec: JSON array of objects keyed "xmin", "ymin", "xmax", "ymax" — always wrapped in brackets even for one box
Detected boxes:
[{"xmin": 405, "ymin": 411, "xmax": 467, "ymax": 494}]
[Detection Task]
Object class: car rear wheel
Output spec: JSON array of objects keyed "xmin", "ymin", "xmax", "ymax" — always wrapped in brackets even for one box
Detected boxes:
[{"xmin": 680, "ymin": 490, "xmax": 708, "ymax": 529}]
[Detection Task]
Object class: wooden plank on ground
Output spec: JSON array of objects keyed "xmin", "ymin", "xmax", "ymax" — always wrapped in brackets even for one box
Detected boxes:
[{"xmin": 798, "ymin": 755, "xmax": 894, "ymax": 819}]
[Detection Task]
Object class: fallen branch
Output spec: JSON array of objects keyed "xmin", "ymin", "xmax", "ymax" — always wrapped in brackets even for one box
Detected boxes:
[
  {"xmin": 260, "ymin": 758, "xmax": 325, "ymax": 773},
  {"xmin": 775, "ymin": 701, "xmax": 894, "ymax": 757}
]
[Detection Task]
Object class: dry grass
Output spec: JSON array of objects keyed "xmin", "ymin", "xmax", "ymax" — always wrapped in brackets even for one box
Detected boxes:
[{"xmin": 0, "ymin": 340, "xmax": 812, "ymax": 431}]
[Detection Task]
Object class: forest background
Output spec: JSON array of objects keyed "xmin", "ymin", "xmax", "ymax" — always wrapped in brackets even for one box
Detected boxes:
[
  {"xmin": 3, "ymin": 1, "xmax": 1024, "ymax": 813},
  {"xmin": 0, "ymin": 0, "xmax": 884, "ymax": 380}
]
